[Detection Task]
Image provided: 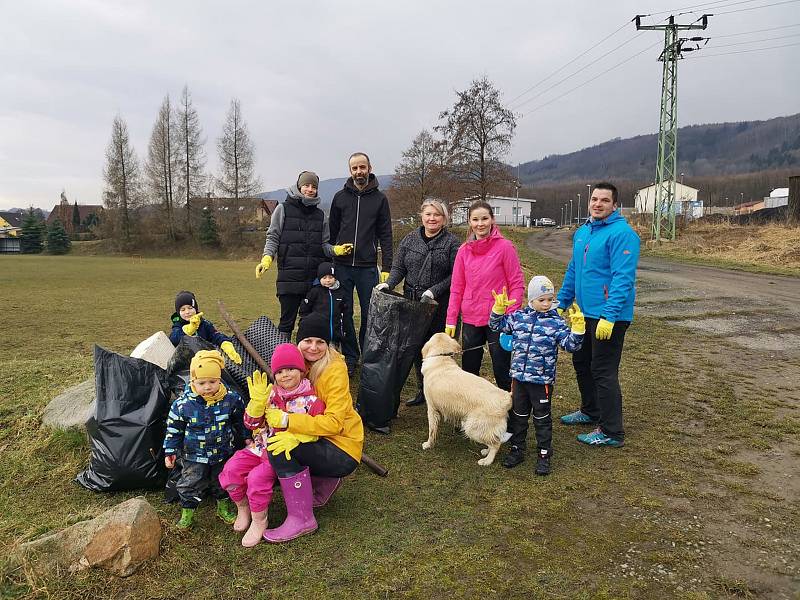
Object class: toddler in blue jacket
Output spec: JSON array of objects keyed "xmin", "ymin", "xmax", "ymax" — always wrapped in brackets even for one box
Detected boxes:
[
  {"xmin": 488, "ymin": 276, "xmax": 585, "ymax": 475},
  {"xmin": 169, "ymin": 290, "xmax": 242, "ymax": 365},
  {"xmin": 163, "ymin": 350, "xmax": 247, "ymax": 528}
]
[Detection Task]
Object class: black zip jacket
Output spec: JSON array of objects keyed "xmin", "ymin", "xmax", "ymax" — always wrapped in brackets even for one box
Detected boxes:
[
  {"xmin": 299, "ymin": 283, "xmax": 348, "ymax": 342},
  {"xmin": 329, "ymin": 174, "xmax": 393, "ymax": 271}
]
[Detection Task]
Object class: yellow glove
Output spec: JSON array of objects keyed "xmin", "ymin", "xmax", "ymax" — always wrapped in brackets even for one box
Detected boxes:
[
  {"xmin": 379, "ymin": 271, "xmax": 390, "ymax": 284},
  {"xmin": 182, "ymin": 311, "xmax": 204, "ymax": 336},
  {"xmin": 220, "ymin": 341, "xmax": 242, "ymax": 365},
  {"xmin": 491, "ymin": 287, "xmax": 517, "ymax": 315},
  {"xmin": 295, "ymin": 433, "xmax": 318, "ymax": 444},
  {"xmin": 255, "ymin": 255, "xmax": 273, "ymax": 279},
  {"xmin": 265, "ymin": 408, "xmax": 289, "ymax": 429},
  {"xmin": 557, "ymin": 308, "xmax": 565, "ymax": 317},
  {"xmin": 596, "ymin": 318, "xmax": 614, "ymax": 340},
  {"xmin": 245, "ymin": 371, "xmax": 272, "ymax": 418},
  {"xmin": 444, "ymin": 324, "xmax": 456, "ymax": 338},
  {"xmin": 266, "ymin": 431, "xmax": 301, "ymax": 460},
  {"xmin": 567, "ymin": 304, "xmax": 586, "ymax": 335},
  {"xmin": 332, "ymin": 243, "xmax": 353, "ymax": 256}
]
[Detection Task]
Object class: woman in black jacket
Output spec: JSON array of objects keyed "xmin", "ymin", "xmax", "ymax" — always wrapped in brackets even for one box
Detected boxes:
[{"xmin": 376, "ymin": 198, "xmax": 460, "ymax": 406}]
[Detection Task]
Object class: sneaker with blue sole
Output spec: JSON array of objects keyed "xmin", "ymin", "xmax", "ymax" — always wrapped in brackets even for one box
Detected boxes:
[
  {"xmin": 577, "ymin": 428, "xmax": 624, "ymax": 447},
  {"xmin": 560, "ymin": 410, "xmax": 596, "ymax": 425}
]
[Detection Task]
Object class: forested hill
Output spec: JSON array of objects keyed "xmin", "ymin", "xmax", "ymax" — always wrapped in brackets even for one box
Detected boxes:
[{"xmin": 519, "ymin": 113, "xmax": 800, "ymax": 185}]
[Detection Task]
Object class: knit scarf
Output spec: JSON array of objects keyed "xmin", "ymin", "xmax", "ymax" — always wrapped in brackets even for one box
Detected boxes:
[
  {"xmin": 270, "ymin": 378, "xmax": 313, "ymax": 411},
  {"xmin": 190, "ymin": 382, "xmax": 228, "ymax": 405}
]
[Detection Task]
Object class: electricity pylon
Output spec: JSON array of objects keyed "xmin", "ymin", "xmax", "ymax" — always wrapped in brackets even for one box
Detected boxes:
[{"xmin": 636, "ymin": 14, "xmax": 709, "ymax": 241}]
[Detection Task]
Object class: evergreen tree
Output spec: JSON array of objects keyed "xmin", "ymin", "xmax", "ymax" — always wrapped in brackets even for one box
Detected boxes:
[
  {"xmin": 19, "ymin": 207, "xmax": 45, "ymax": 253},
  {"xmin": 103, "ymin": 115, "xmax": 142, "ymax": 242},
  {"xmin": 72, "ymin": 201, "xmax": 81, "ymax": 233},
  {"xmin": 46, "ymin": 219, "xmax": 71, "ymax": 254},
  {"xmin": 198, "ymin": 208, "xmax": 220, "ymax": 247}
]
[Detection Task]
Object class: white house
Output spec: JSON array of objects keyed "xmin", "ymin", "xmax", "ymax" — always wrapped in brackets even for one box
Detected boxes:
[
  {"xmin": 764, "ymin": 187, "xmax": 789, "ymax": 209},
  {"xmin": 634, "ymin": 182, "xmax": 703, "ymax": 219},
  {"xmin": 451, "ymin": 195, "xmax": 537, "ymax": 227}
]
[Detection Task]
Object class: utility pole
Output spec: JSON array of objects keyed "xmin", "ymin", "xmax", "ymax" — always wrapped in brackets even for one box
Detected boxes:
[
  {"xmin": 515, "ymin": 164, "xmax": 520, "ymax": 227},
  {"xmin": 636, "ymin": 14, "xmax": 710, "ymax": 242}
]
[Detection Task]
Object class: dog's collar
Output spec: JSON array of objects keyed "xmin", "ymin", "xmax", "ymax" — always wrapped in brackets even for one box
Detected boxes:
[{"xmin": 422, "ymin": 352, "xmax": 457, "ymax": 360}]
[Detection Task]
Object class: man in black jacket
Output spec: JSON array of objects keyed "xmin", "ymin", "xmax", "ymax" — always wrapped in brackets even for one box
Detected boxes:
[{"xmin": 328, "ymin": 152, "xmax": 393, "ymax": 374}]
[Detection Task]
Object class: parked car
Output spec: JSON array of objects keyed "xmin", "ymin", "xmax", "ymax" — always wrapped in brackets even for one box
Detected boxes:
[{"xmin": 534, "ymin": 218, "xmax": 556, "ymax": 227}]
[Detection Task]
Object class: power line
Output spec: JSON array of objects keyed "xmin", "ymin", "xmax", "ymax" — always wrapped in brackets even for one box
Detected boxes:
[
  {"xmin": 644, "ymin": 0, "xmax": 760, "ymax": 17},
  {"xmin": 708, "ymin": 32, "xmax": 800, "ymax": 47},
  {"xmin": 510, "ymin": 32, "xmax": 645, "ymax": 111},
  {"xmin": 715, "ymin": 0, "xmax": 800, "ymax": 14},
  {"xmin": 713, "ymin": 22, "xmax": 800, "ymax": 36},
  {"xmin": 683, "ymin": 40, "xmax": 800, "ymax": 55},
  {"xmin": 507, "ymin": 19, "xmax": 633, "ymax": 105},
  {"xmin": 518, "ymin": 41, "xmax": 662, "ymax": 118}
]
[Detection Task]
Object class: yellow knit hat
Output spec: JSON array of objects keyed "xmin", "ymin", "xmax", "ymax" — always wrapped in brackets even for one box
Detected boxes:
[{"xmin": 190, "ymin": 350, "xmax": 225, "ymax": 381}]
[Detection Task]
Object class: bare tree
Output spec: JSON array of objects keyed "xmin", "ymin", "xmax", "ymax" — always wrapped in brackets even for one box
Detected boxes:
[
  {"xmin": 435, "ymin": 76, "xmax": 516, "ymax": 201},
  {"xmin": 175, "ymin": 85, "xmax": 206, "ymax": 237},
  {"xmin": 103, "ymin": 115, "xmax": 141, "ymax": 242},
  {"xmin": 217, "ymin": 98, "xmax": 261, "ymax": 200},
  {"xmin": 145, "ymin": 95, "xmax": 178, "ymax": 240},
  {"xmin": 393, "ymin": 129, "xmax": 447, "ymax": 204}
]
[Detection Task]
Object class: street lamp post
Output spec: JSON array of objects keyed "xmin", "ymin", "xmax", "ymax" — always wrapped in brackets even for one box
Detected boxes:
[
  {"xmin": 560, "ymin": 206, "xmax": 564, "ymax": 227},
  {"xmin": 569, "ymin": 198, "xmax": 573, "ymax": 226}
]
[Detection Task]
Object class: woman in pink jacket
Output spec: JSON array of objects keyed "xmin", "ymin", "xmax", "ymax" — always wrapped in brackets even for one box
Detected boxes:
[{"xmin": 445, "ymin": 200, "xmax": 525, "ymax": 391}]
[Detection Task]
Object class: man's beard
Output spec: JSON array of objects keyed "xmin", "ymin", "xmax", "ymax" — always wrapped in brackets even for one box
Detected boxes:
[{"xmin": 354, "ymin": 174, "xmax": 368, "ymax": 187}]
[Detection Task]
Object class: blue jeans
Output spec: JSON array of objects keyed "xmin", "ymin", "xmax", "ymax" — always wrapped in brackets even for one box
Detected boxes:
[{"xmin": 336, "ymin": 264, "xmax": 378, "ymax": 366}]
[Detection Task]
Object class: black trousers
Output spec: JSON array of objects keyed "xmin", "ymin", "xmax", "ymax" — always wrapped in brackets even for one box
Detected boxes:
[
  {"xmin": 277, "ymin": 293, "xmax": 304, "ymax": 336},
  {"xmin": 572, "ymin": 317, "xmax": 629, "ymax": 441},
  {"xmin": 175, "ymin": 459, "xmax": 228, "ymax": 509},
  {"xmin": 508, "ymin": 381, "xmax": 553, "ymax": 454},
  {"xmin": 267, "ymin": 437, "xmax": 359, "ymax": 479},
  {"xmin": 460, "ymin": 323, "xmax": 512, "ymax": 391},
  {"xmin": 337, "ymin": 265, "xmax": 378, "ymax": 367}
]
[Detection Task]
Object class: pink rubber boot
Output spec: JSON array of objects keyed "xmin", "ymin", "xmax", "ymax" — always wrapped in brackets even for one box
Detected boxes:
[
  {"xmin": 263, "ymin": 468, "xmax": 318, "ymax": 543},
  {"xmin": 242, "ymin": 511, "xmax": 267, "ymax": 547},
  {"xmin": 311, "ymin": 476, "xmax": 343, "ymax": 508},
  {"xmin": 233, "ymin": 497, "xmax": 251, "ymax": 532}
]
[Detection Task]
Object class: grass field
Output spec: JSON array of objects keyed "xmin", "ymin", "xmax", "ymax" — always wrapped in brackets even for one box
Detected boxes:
[{"xmin": 1, "ymin": 242, "xmax": 797, "ymax": 599}]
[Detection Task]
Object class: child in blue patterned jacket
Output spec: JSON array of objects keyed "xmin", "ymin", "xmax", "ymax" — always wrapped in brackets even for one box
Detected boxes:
[
  {"xmin": 488, "ymin": 276, "xmax": 585, "ymax": 475},
  {"xmin": 163, "ymin": 349, "xmax": 247, "ymax": 528}
]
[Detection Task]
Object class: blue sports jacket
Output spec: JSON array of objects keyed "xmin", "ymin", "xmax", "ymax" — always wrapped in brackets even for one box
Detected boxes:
[
  {"xmin": 169, "ymin": 312, "xmax": 231, "ymax": 347},
  {"xmin": 557, "ymin": 211, "xmax": 640, "ymax": 322}
]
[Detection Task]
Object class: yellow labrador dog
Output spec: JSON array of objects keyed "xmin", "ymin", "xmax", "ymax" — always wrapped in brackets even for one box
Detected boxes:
[{"xmin": 420, "ymin": 332, "xmax": 512, "ymax": 466}]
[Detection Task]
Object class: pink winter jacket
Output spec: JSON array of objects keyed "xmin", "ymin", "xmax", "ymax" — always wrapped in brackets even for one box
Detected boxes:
[{"xmin": 446, "ymin": 227, "xmax": 525, "ymax": 327}]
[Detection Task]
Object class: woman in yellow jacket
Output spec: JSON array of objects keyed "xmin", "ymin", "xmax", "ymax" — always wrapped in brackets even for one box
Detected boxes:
[{"xmin": 257, "ymin": 312, "xmax": 363, "ymax": 543}]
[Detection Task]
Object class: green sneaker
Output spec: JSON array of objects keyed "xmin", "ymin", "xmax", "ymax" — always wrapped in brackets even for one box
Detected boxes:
[
  {"xmin": 216, "ymin": 498, "xmax": 237, "ymax": 524},
  {"xmin": 177, "ymin": 508, "xmax": 195, "ymax": 528}
]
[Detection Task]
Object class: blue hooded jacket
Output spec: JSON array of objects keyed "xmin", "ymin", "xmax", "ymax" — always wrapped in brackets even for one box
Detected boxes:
[
  {"xmin": 169, "ymin": 312, "xmax": 231, "ymax": 347},
  {"xmin": 557, "ymin": 210, "xmax": 640, "ymax": 322}
]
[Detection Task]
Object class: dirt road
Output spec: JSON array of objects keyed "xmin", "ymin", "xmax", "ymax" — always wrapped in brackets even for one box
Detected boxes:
[{"xmin": 527, "ymin": 227, "xmax": 800, "ymax": 598}]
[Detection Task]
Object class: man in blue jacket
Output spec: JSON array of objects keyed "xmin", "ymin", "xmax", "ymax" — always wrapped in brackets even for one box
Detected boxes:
[{"xmin": 557, "ymin": 182, "xmax": 640, "ymax": 447}]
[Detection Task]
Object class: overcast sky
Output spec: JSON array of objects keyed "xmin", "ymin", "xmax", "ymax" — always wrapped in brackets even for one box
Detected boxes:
[{"xmin": 1, "ymin": 0, "xmax": 798, "ymax": 210}]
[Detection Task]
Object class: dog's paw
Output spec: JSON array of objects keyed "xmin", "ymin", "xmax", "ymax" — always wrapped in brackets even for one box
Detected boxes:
[
  {"xmin": 480, "ymin": 448, "xmax": 489, "ymax": 457},
  {"xmin": 477, "ymin": 456, "xmax": 494, "ymax": 466},
  {"xmin": 422, "ymin": 441, "xmax": 432, "ymax": 450}
]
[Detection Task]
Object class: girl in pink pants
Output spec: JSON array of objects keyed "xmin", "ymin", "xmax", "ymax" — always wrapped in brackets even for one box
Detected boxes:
[{"xmin": 219, "ymin": 343, "xmax": 324, "ymax": 547}]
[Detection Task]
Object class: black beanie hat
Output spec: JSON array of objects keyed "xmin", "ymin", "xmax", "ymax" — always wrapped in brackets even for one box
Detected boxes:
[
  {"xmin": 295, "ymin": 312, "xmax": 332, "ymax": 344},
  {"xmin": 317, "ymin": 262, "xmax": 335, "ymax": 280},
  {"xmin": 175, "ymin": 290, "xmax": 198, "ymax": 313}
]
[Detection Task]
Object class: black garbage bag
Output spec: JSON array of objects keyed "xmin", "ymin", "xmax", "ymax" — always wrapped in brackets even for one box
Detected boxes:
[
  {"xmin": 76, "ymin": 346, "xmax": 170, "ymax": 492},
  {"xmin": 357, "ymin": 289, "xmax": 437, "ymax": 430}
]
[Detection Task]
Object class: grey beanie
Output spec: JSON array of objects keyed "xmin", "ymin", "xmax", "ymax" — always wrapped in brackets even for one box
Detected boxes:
[{"xmin": 297, "ymin": 171, "xmax": 319, "ymax": 189}]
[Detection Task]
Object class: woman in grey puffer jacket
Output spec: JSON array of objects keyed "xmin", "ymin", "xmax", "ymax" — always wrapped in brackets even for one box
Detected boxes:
[{"xmin": 376, "ymin": 198, "xmax": 460, "ymax": 406}]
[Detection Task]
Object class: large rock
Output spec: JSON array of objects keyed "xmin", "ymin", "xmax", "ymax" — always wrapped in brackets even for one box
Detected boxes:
[
  {"xmin": 16, "ymin": 497, "xmax": 161, "ymax": 577},
  {"xmin": 42, "ymin": 378, "xmax": 95, "ymax": 431},
  {"xmin": 130, "ymin": 331, "xmax": 176, "ymax": 371}
]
